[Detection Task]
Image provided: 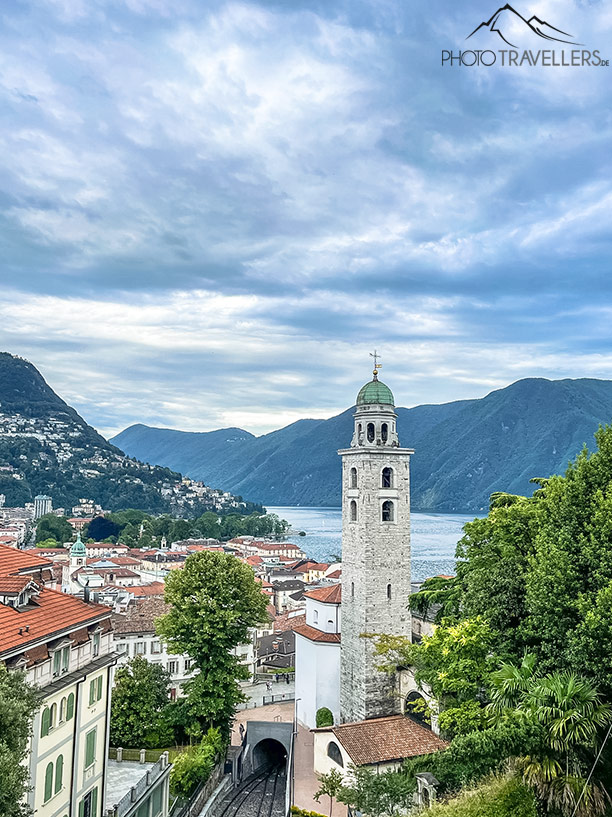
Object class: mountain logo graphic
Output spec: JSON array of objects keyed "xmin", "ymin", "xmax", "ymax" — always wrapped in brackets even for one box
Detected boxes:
[{"xmin": 467, "ymin": 4, "xmax": 582, "ymax": 48}]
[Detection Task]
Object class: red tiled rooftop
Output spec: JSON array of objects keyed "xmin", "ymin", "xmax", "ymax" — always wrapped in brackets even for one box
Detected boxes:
[
  {"xmin": 0, "ymin": 587, "xmax": 111, "ymax": 655},
  {"xmin": 303, "ymin": 584, "xmax": 342, "ymax": 604},
  {"xmin": 0, "ymin": 576, "xmax": 34, "ymax": 594},
  {"xmin": 0, "ymin": 544, "xmax": 53, "ymax": 577},
  {"xmin": 326, "ymin": 570, "xmax": 342, "ymax": 579},
  {"xmin": 128, "ymin": 582, "xmax": 165, "ymax": 597},
  {"xmin": 293, "ymin": 621, "xmax": 341, "ymax": 643},
  {"xmin": 321, "ymin": 715, "xmax": 448, "ymax": 765}
]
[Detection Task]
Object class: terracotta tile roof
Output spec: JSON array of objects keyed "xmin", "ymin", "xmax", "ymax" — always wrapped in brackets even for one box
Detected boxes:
[
  {"xmin": 24, "ymin": 643, "xmax": 49, "ymax": 666},
  {"xmin": 0, "ymin": 576, "xmax": 33, "ymax": 594},
  {"xmin": 0, "ymin": 544, "xmax": 53, "ymax": 577},
  {"xmin": 111, "ymin": 598, "xmax": 169, "ymax": 635},
  {"xmin": 293, "ymin": 621, "xmax": 341, "ymax": 643},
  {"xmin": 325, "ymin": 716, "xmax": 448, "ymax": 765},
  {"xmin": 0, "ymin": 587, "xmax": 111, "ymax": 656},
  {"xmin": 326, "ymin": 570, "xmax": 342, "ymax": 580},
  {"xmin": 128, "ymin": 582, "xmax": 165, "ymax": 597},
  {"xmin": 304, "ymin": 584, "xmax": 342, "ymax": 604},
  {"xmin": 274, "ymin": 612, "xmax": 306, "ymax": 633}
]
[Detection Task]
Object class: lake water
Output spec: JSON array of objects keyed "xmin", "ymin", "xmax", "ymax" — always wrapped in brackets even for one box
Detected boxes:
[{"xmin": 267, "ymin": 506, "xmax": 479, "ymax": 582}]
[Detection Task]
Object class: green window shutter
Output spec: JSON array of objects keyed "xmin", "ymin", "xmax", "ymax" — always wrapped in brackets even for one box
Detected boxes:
[
  {"xmin": 44, "ymin": 762, "xmax": 53, "ymax": 802},
  {"xmin": 79, "ymin": 798, "xmax": 85, "ymax": 817},
  {"xmin": 41, "ymin": 707, "xmax": 50, "ymax": 738},
  {"xmin": 89, "ymin": 680, "xmax": 95, "ymax": 706},
  {"xmin": 85, "ymin": 728, "xmax": 96, "ymax": 767},
  {"xmin": 66, "ymin": 692, "xmax": 75, "ymax": 720},
  {"xmin": 62, "ymin": 647, "xmax": 69, "ymax": 672},
  {"xmin": 96, "ymin": 675, "xmax": 103, "ymax": 701},
  {"xmin": 55, "ymin": 754, "xmax": 64, "ymax": 793},
  {"xmin": 53, "ymin": 651, "xmax": 61, "ymax": 676},
  {"xmin": 91, "ymin": 786, "xmax": 98, "ymax": 817}
]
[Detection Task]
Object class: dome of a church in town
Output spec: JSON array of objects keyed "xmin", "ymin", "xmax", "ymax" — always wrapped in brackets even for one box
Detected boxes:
[
  {"xmin": 356, "ymin": 376, "xmax": 394, "ymax": 406},
  {"xmin": 70, "ymin": 531, "xmax": 86, "ymax": 557}
]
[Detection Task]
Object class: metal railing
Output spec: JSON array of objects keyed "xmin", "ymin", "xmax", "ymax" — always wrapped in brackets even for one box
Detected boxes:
[{"xmin": 113, "ymin": 752, "xmax": 170, "ymax": 817}]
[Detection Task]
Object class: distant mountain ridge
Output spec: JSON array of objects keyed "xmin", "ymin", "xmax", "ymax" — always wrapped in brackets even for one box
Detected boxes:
[
  {"xmin": 0, "ymin": 353, "xmax": 258, "ymax": 515},
  {"xmin": 110, "ymin": 377, "xmax": 612, "ymax": 512}
]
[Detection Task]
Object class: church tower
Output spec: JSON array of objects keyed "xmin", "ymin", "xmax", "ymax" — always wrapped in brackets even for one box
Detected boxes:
[{"xmin": 339, "ymin": 358, "xmax": 413, "ymax": 722}]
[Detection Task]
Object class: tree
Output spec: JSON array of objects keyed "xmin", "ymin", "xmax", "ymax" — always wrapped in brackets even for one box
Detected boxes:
[
  {"xmin": 86, "ymin": 516, "xmax": 120, "ymax": 542},
  {"xmin": 157, "ymin": 551, "xmax": 269, "ymax": 738},
  {"xmin": 170, "ymin": 728, "xmax": 224, "ymax": 798},
  {"xmin": 373, "ymin": 617, "xmax": 497, "ymax": 737},
  {"xmin": 110, "ymin": 656, "xmax": 172, "ymax": 748},
  {"xmin": 314, "ymin": 769, "xmax": 344, "ymax": 817},
  {"xmin": 35, "ymin": 513, "xmax": 72, "ymax": 544},
  {"xmin": 338, "ymin": 765, "xmax": 414, "ymax": 817},
  {"xmin": 0, "ymin": 666, "xmax": 40, "ymax": 817},
  {"xmin": 316, "ymin": 707, "xmax": 334, "ymax": 728}
]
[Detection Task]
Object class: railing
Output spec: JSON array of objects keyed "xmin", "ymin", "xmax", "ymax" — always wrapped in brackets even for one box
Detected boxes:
[
  {"xmin": 263, "ymin": 693, "xmax": 295, "ymax": 706},
  {"xmin": 113, "ymin": 752, "xmax": 170, "ymax": 817}
]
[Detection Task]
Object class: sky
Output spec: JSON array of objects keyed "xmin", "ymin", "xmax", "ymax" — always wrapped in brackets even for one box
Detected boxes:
[{"xmin": 1, "ymin": 0, "xmax": 612, "ymax": 438}]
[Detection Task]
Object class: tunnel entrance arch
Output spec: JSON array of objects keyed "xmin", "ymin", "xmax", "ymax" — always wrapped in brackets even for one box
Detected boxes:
[{"xmin": 252, "ymin": 738, "xmax": 287, "ymax": 771}]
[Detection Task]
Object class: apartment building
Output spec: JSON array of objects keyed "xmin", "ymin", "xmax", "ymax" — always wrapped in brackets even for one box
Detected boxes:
[{"xmin": 0, "ymin": 543, "xmax": 116, "ymax": 817}]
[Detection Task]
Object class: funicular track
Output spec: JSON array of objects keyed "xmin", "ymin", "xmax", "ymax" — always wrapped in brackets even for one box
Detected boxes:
[{"xmin": 216, "ymin": 764, "xmax": 286, "ymax": 817}]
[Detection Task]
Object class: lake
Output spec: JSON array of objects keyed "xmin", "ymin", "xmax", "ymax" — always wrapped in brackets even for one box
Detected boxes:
[{"xmin": 267, "ymin": 506, "xmax": 479, "ymax": 582}]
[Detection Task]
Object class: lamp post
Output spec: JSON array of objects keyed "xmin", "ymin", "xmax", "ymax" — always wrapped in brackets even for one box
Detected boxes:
[{"xmin": 290, "ymin": 697, "xmax": 302, "ymax": 809}]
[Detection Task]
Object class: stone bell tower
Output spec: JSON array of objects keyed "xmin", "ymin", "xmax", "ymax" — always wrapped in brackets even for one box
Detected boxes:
[{"xmin": 339, "ymin": 356, "xmax": 413, "ymax": 722}]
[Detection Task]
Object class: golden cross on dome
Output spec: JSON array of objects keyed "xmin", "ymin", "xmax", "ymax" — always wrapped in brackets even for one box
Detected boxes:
[{"xmin": 369, "ymin": 350, "xmax": 382, "ymax": 378}]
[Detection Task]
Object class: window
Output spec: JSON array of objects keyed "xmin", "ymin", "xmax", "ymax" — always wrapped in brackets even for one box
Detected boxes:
[
  {"xmin": 135, "ymin": 642, "xmax": 146, "ymax": 655},
  {"xmin": 381, "ymin": 423, "xmax": 388, "ymax": 443},
  {"xmin": 151, "ymin": 783, "xmax": 163, "ymax": 817},
  {"xmin": 60, "ymin": 697, "xmax": 66, "ymax": 722},
  {"xmin": 85, "ymin": 728, "xmax": 96, "ymax": 769},
  {"xmin": 382, "ymin": 467, "xmax": 393, "ymax": 488},
  {"xmin": 89, "ymin": 676, "xmax": 103, "ymax": 705},
  {"xmin": 92, "ymin": 632, "xmax": 100, "ymax": 657},
  {"xmin": 327, "ymin": 741, "xmax": 344, "ymax": 767},
  {"xmin": 53, "ymin": 650, "xmax": 61, "ymax": 678},
  {"xmin": 327, "ymin": 619, "xmax": 334, "ymax": 632},
  {"xmin": 151, "ymin": 640, "xmax": 161, "ymax": 654},
  {"xmin": 351, "ymin": 582, "xmax": 354, "ymax": 598},
  {"xmin": 79, "ymin": 786, "xmax": 98, "ymax": 817},
  {"xmin": 387, "ymin": 583, "xmax": 392, "ymax": 600},
  {"xmin": 66, "ymin": 693, "xmax": 75, "ymax": 720},
  {"xmin": 168, "ymin": 660, "xmax": 179, "ymax": 675},
  {"xmin": 313, "ymin": 610, "xmax": 319, "ymax": 624},
  {"xmin": 50, "ymin": 703, "xmax": 57, "ymax": 730},
  {"xmin": 44, "ymin": 762, "xmax": 53, "ymax": 802},
  {"xmin": 55, "ymin": 754, "xmax": 64, "ymax": 794},
  {"xmin": 184, "ymin": 659, "xmax": 192, "ymax": 672},
  {"xmin": 350, "ymin": 500, "xmax": 357, "ymax": 522},
  {"xmin": 61, "ymin": 646, "xmax": 70, "ymax": 673},
  {"xmin": 382, "ymin": 500, "xmax": 394, "ymax": 522},
  {"xmin": 41, "ymin": 707, "xmax": 50, "ymax": 738},
  {"xmin": 350, "ymin": 467, "xmax": 357, "ymax": 488},
  {"xmin": 367, "ymin": 422, "xmax": 375, "ymax": 443}
]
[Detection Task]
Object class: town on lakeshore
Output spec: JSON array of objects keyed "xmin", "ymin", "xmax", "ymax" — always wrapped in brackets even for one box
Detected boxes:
[{"xmin": 5, "ymin": 352, "xmax": 612, "ymax": 817}]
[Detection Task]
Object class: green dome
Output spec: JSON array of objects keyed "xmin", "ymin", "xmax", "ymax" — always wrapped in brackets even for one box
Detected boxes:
[
  {"xmin": 70, "ymin": 531, "xmax": 86, "ymax": 558},
  {"xmin": 356, "ymin": 378, "xmax": 394, "ymax": 406}
]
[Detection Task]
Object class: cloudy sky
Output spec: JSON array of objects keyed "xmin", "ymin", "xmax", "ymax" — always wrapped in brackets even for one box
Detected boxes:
[{"xmin": 1, "ymin": 0, "xmax": 611, "ymax": 437}]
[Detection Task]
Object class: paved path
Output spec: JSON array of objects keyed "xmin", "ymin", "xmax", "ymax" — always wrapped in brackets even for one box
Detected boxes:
[{"xmin": 239, "ymin": 679, "xmax": 295, "ymax": 709}]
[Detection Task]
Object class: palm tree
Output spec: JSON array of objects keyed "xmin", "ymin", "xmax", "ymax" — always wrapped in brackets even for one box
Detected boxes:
[
  {"xmin": 487, "ymin": 652, "xmax": 538, "ymax": 723},
  {"xmin": 521, "ymin": 672, "xmax": 612, "ymax": 817}
]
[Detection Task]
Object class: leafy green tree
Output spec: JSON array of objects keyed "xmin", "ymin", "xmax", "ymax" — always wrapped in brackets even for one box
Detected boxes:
[
  {"xmin": 110, "ymin": 657, "xmax": 172, "ymax": 748},
  {"xmin": 35, "ymin": 537, "xmax": 64, "ymax": 549},
  {"xmin": 0, "ymin": 667, "xmax": 40, "ymax": 817},
  {"xmin": 35, "ymin": 513, "xmax": 72, "ymax": 544},
  {"xmin": 315, "ymin": 769, "xmax": 344, "ymax": 817},
  {"xmin": 316, "ymin": 707, "xmax": 334, "ymax": 728},
  {"xmin": 86, "ymin": 516, "xmax": 120, "ymax": 542},
  {"xmin": 157, "ymin": 551, "xmax": 269, "ymax": 738},
  {"xmin": 338, "ymin": 765, "xmax": 415, "ymax": 817},
  {"xmin": 373, "ymin": 618, "xmax": 497, "ymax": 737}
]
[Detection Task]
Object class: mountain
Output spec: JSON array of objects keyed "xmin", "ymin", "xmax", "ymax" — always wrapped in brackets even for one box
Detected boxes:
[
  {"xmin": 0, "ymin": 353, "xmax": 259, "ymax": 515},
  {"xmin": 467, "ymin": 4, "xmax": 578, "ymax": 48},
  {"xmin": 110, "ymin": 378, "xmax": 612, "ymax": 512}
]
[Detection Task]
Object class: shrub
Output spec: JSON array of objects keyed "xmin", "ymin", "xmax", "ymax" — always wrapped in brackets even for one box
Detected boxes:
[
  {"xmin": 316, "ymin": 707, "xmax": 334, "ymax": 728},
  {"xmin": 169, "ymin": 728, "xmax": 224, "ymax": 798},
  {"xmin": 421, "ymin": 775, "xmax": 537, "ymax": 817}
]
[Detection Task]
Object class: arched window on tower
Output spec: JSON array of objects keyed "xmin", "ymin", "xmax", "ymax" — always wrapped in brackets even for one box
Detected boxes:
[
  {"xmin": 381, "ymin": 423, "xmax": 388, "ymax": 443},
  {"xmin": 350, "ymin": 467, "xmax": 357, "ymax": 488},
  {"xmin": 350, "ymin": 500, "xmax": 357, "ymax": 522},
  {"xmin": 382, "ymin": 467, "xmax": 393, "ymax": 488},
  {"xmin": 367, "ymin": 423, "xmax": 375, "ymax": 443},
  {"xmin": 351, "ymin": 582, "xmax": 354, "ymax": 598},
  {"xmin": 387, "ymin": 583, "xmax": 392, "ymax": 599},
  {"xmin": 382, "ymin": 500, "xmax": 394, "ymax": 522}
]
